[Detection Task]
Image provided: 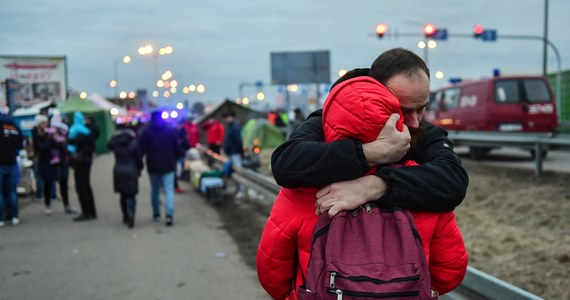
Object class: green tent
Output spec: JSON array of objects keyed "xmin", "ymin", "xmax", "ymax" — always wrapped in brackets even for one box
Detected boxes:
[
  {"xmin": 241, "ymin": 118, "xmax": 286, "ymax": 151},
  {"xmin": 58, "ymin": 96, "xmax": 115, "ymax": 154}
]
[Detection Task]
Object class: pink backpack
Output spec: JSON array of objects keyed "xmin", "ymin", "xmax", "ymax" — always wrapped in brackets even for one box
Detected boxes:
[{"xmin": 298, "ymin": 204, "xmax": 437, "ymax": 300}]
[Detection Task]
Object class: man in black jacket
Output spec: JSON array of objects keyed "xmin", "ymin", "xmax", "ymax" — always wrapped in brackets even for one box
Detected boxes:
[
  {"xmin": 68, "ymin": 113, "xmax": 99, "ymax": 221},
  {"xmin": 271, "ymin": 48, "xmax": 468, "ymax": 217},
  {"xmin": 0, "ymin": 112, "xmax": 23, "ymax": 226},
  {"xmin": 139, "ymin": 111, "xmax": 179, "ymax": 226}
]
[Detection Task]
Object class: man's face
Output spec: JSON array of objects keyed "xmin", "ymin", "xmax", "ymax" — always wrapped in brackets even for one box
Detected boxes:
[{"xmin": 385, "ymin": 72, "xmax": 430, "ymax": 130}]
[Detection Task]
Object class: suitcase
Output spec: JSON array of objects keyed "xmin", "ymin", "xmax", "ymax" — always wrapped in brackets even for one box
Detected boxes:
[{"xmin": 199, "ymin": 177, "xmax": 225, "ymax": 204}]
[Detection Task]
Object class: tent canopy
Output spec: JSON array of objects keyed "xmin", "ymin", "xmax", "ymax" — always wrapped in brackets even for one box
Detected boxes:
[
  {"xmin": 241, "ymin": 118, "xmax": 285, "ymax": 150},
  {"xmin": 89, "ymin": 93, "xmax": 127, "ymax": 115},
  {"xmin": 12, "ymin": 101, "xmax": 55, "ymax": 116},
  {"xmin": 195, "ymin": 99, "xmax": 266, "ymax": 126},
  {"xmin": 58, "ymin": 95, "xmax": 104, "ymax": 114}
]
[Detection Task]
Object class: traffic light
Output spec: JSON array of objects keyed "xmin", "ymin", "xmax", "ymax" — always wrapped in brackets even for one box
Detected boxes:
[
  {"xmin": 376, "ymin": 23, "xmax": 388, "ymax": 38},
  {"xmin": 423, "ymin": 23, "xmax": 436, "ymax": 38},
  {"xmin": 473, "ymin": 24, "xmax": 484, "ymax": 38}
]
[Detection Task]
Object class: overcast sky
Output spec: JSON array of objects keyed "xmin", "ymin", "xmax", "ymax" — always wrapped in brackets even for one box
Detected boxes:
[{"xmin": 1, "ymin": 0, "xmax": 569, "ymax": 108}]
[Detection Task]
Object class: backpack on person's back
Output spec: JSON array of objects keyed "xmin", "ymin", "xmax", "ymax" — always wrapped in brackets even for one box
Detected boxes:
[{"xmin": 298, "ymin": 203, "xmax": 437, "ymax": 300}]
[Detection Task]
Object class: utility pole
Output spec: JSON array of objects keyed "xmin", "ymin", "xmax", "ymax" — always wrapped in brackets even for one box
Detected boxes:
[{"xmin": 542, "ymin": 0, "xmax": 549, "ymax": 76}]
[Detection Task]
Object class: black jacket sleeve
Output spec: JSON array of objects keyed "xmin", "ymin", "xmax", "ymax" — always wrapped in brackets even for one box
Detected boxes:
[
  {"xmin": 271, "ymin": 109, "xmax": 468, "ymax": 212},
  {"xmin": 271, "ymin": 109, "xmax": 369, "ymax": 188},
  {"xmin": 375, "ymin": 123, "xmax": 468, "ymax": 212}
]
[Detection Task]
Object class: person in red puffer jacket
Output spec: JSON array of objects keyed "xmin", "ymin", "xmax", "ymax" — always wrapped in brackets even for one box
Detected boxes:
[{"xmin": 257, "ymin": 76, "xmax": 467, "ymax": 299}]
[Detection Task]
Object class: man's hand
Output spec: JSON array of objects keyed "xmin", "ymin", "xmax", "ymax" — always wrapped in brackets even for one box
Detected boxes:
[
  {"xmin": 362, "ymin": 114, "xmax": 411, "ymax": 166},
  {"xmin": 315, "ymin": 175, "xmax": 387, "ymax": 218}
]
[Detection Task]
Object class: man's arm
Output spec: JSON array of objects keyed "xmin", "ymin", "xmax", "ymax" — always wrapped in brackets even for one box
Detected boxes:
[
  {"xmin": 375, "ymin": 123, "xmax": 468, "ymax": 211},
  {"xmin": 271, "ymin": 109, "xmax": 369, "ymax": 187},
  {"xmin": 315, "ymin": 123, "xmax": 468, "ymax": 217}
]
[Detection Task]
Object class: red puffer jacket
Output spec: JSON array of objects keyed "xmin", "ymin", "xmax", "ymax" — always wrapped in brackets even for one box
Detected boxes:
[{"xmin": 257, "ymin": 77, "xmax": 467, "ymax": 299}]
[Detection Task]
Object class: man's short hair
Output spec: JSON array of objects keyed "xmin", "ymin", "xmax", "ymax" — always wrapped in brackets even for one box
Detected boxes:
[{"xmin": 369, "ymin": 48, "xmax": 430, "ymax": 85}]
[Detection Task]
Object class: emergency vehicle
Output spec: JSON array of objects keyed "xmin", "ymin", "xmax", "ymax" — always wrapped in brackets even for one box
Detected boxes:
[{"xmin": 426, "ymin": 75, "xmax": 558, "ymax": 159}]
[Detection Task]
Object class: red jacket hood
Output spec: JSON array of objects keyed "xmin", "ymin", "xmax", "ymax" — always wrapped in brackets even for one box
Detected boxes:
[{"xmin": 322, "ymin": 76, "xmax": 404, "ymax": 144}]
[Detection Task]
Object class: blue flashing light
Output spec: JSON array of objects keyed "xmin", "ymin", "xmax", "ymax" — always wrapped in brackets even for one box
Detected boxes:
[
  {"xmin": 493, "ymin": 68, "xmax": 500, "ymax": 77},
  {"xmin": 161, "ymin": 111, "xmax": 169, "ymax": 119},
  {"xmin": 449, "ymin": 77, "xmax": 462, "ymax": 84}
]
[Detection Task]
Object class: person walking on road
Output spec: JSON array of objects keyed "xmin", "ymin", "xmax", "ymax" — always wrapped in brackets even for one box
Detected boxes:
[
  {"xmin": 31, "ymin": 114, "xmax": 57, "ymax": 202},
  {"xmin": 50, "ymin": 112, "xmax": 78, "ymax": 214},
  {"xmin": 33, "ymin": 115, "xmax": 67, "ymax": 216},
  {"xmin": 67, "ymin": 112, "xmax": 98, "ymax": 221},
  {"xmin": 174, "ymin": 120, "xmax": 190, "ymax": 194},
  {"xmin": 108, "ymin": 123, "xmax": 143, "ymax": 228},
  {"xmin": 222, "ymin": 111, "xmax": 244, "ymax": 198},
  {"xmin": 0, "ymin": 111, "xmax": 23, "ymax": 226},
  {"xmin": 139, "ymin": 111, "xmax": 180, "ymax": 226}
]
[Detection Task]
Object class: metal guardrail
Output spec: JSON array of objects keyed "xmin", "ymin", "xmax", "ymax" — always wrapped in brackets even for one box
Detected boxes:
[
  {"xmin": 447, "ymin": 131, "xmax": 570, "ymax": 176},
  {"xmin": 441, "ymin": 266, "xmax": 544, "ymax": 300}
]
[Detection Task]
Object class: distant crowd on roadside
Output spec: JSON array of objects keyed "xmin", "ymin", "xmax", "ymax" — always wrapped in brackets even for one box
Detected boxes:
[{"xmin": 0, "ymin": 106, "xmax": 248, "ymax": 230}]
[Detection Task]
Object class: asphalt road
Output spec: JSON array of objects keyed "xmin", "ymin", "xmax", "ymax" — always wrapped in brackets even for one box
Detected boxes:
[{"xmin": 0, "ymin": 153, "xmax": 269, "ymax": 300}]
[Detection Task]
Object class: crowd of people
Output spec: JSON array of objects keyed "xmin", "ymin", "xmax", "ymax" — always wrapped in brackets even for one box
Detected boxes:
[
  {"xmin": 0, "ymin": 106, "xmax": 247, "ymax": 230},
  {"xmin": 24, "ymin": 110, "xmax": 100, "ymax": 222}
]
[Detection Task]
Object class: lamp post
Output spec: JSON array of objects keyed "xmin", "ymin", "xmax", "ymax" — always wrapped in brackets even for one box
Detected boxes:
[
  {"xmin": 417, "ymin": 39, "xmax": 437, "ymax": 70},
  {"xmin": 238, "ymin": 81, "xmax": 264, "ymax": 106},
  {"xmin": 183, "ymin": 83, "xmax": 205, "ymax": 102},
  {"xmin": 138, "ymin": 44, "xmax": 173, "ymax": 95},
  {"xmin": 110, "ymin": 55, "xmax": 131, "ymax": 96}
]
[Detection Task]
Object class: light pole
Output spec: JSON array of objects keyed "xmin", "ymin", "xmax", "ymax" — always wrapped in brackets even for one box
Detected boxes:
[
  {"xmin": 110, "ymin": 55, "xmax": 131, "ymax": 96},
  {"xmin": 138, "ymin": 44, "xmax": 173, "ymax": 95},
  {"xmin": 182, "ymin": 83, "xmax": 206, "ymax": 102},
  {"xmin": 543, "ymin": 0, "xmax": 549, "ymax": 76},
  {"xmin": 417, "ymin": 39, "xmax": 437, "ymax": 70},
  {"xmin": 238, "ymin": 81, "xmax": 264, "ymax": 105}
]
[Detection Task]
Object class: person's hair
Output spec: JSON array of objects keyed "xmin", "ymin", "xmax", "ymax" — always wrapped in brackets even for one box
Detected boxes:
[
  {"xmin": 330, "ymin": 68, "xmax": 370, "ymax": 90},
  {"xmin": 150, "ymin": 110, "xmax": 162, "ymax": 121},
  {"xmin": 115, "ymin": 123, "xmax": 129, "ymax": 130},
  {"xmin": 369, "ymin": 48, "xmax": 430, "ymax": 84}
]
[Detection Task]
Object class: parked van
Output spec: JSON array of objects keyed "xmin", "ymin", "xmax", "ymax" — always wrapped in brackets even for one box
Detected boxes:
[{"xmin": 426, "ymin": 75, "xmax": 559, "ymax": 159}]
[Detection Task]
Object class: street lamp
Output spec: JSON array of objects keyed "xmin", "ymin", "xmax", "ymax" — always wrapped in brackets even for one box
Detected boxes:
[
  {"xmin": 110, "ymin": 55, "xmax": 131, "ymax": 96},
  {"xmin": 182, "ymin": 83, "xmax": 205, "ymax": 103},
  {"xmin": 417, "ymin": 39, "xmax": 436, "ymax": 69},
  {"xmin": 138, "ymin": 44, "xmax": 174, "ymax": 94}
]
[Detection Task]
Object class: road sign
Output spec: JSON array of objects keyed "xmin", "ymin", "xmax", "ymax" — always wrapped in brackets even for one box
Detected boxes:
[
  {"xmin": 270, "ymin": 51, "xmax": 330, "ymax": 85},
  {"xmin": 481, "ymin": 29, "xmax": 497, "ymax": 41},
  {"xmin": 433, "ymin": 29, "xmax": 448, "ymax": 40}
]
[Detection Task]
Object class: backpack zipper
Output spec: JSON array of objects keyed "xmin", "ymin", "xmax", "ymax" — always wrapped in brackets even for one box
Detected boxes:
[
  {"xmin": 335, "ymin": 288, "xmax": 343, "ymax": 300},
  {"xmin": 330, "ymin": 271, "xmax": 420, "ymax": 287},
  {"xmin": 311, "ymin": 224, "xmax": 330, "ymax": 244},
  {"xmin": 327, "ymin": 288, "xmax": 419, "ymax": 298}
]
